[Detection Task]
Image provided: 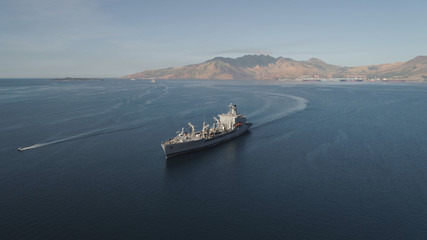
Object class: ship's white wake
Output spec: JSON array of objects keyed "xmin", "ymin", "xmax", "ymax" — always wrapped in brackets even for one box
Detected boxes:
[{"xmin": 248, "ymin": 91, "xmax": 308, "ymax": 127}]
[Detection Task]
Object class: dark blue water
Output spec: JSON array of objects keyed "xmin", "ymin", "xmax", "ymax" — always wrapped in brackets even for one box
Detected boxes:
[{"xmin": 1, "ymin": 79, "xmax": 427, "ymax": 239}]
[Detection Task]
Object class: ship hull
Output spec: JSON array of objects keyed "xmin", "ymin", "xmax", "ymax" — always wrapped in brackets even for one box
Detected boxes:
[{"xmin": 161, "ymin": 123, "xmax": 252, "ymax": 158}]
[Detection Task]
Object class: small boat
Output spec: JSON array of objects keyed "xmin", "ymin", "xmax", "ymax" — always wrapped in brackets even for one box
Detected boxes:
[
  {"xmin": 130, "ymin": 78, "xmax": 136, "ymax": 81},
  {"xmin": 18, "ymin": 148, "xmax": 24, "ymax": 152}
]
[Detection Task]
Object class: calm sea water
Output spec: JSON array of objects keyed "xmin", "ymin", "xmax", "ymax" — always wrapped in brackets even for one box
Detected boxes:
[{"xmin": 1, "ymin": 79, "xmax": 426, "ymax": 239}]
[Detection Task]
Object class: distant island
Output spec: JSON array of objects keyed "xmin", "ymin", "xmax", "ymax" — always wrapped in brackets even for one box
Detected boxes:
[
  {"xmin": 52, "ymin": 77, "xmax": 104, "ymax": 81},
  {"xmin": 122, "ymin": 55, "xmax": 427, "ymax": 82}
]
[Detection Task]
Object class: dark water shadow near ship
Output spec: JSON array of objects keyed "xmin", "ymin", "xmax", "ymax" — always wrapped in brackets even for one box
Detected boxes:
[{"xmin": 165, "ymin": 151, "xmax": 211, "ymax": 169}]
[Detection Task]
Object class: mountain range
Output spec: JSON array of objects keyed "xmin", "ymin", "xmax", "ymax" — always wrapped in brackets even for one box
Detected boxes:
[{"xmin": 122, "ymin": 55, "xmax": 427, "ymax": 81}]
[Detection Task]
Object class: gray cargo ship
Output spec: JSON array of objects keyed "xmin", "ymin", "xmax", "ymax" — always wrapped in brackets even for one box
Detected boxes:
[{"xmin": 161, "ymin": 104, "xmax": 252, "ymax": 158}]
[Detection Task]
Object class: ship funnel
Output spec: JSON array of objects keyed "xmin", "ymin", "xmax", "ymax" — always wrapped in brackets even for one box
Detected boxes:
[{"xmin": 228, "ymin": 103, "xmax": 237, "ymax": 115}]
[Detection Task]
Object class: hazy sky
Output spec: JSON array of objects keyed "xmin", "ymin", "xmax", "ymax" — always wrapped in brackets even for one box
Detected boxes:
[{"xmin": 1, "ymin": 0, "xmax": 426, "ymax": 77}]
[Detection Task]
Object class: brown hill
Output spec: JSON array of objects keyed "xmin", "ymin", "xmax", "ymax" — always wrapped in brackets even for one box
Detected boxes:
[
  {"xmin": 336, "ymin": 56, "xmax": 427, "ymax": 79},
  {"xmin": 245, "ymin": 57, "xmax": 341, "ymax": 79},
  {"xmin": 122, "ymin": 55, "xmax": 427, "ymax": 80}
]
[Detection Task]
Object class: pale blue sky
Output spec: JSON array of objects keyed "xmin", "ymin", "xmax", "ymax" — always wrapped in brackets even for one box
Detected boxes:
[{"xmin": 1, "ymin": 0, "xmax": 426, "ymax": 77}]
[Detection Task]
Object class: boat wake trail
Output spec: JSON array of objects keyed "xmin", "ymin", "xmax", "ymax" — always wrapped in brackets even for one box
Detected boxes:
[
  {"xmin": 18, "ymin": 124, "xmax": 150, "ymax": 152},
  {"xmin": 18, "ymin": 143, "xmax": 52, "ymax": 151},
  {"xmin": 18, "ymin": 128, "xmax": 109, "ymax": 151}
]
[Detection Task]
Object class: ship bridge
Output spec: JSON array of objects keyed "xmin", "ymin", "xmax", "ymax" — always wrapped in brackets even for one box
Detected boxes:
[{"xmin": 218, "ymin": 104, "xmax": 247, "ymax": 130}]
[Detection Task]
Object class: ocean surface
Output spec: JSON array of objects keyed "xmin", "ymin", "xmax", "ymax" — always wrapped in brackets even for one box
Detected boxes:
[{"xmin": 1, "ymin": 79, "xmax": 427, "ymax": 239}]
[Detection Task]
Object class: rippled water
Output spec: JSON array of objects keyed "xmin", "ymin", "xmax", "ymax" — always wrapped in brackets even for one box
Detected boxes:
[{"xmin": 1, "ymin": 79, "xmax": 426, "ymax": 239}]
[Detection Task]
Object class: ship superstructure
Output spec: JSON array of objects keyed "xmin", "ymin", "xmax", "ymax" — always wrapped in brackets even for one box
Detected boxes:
[{"xmin": 161, "ymin": 103, "xmax": 252, "ymax": 158}]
